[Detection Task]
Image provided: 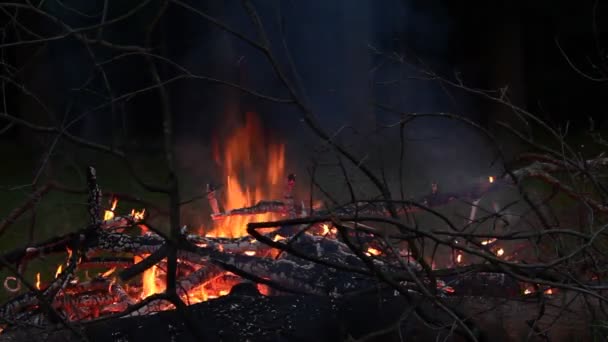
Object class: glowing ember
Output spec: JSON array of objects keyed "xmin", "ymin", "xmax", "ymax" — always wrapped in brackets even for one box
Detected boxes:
[
  {"xmin": 244, "ymin": 251, "xmax": 256, "ymax": 256},
  {"xmin": 496, "ymin": 248, "xmax": 505, "ymax": 256},
  {"xmin": 273, "ymin": 234, "xmax": 286, "ymax": 242},
  {"xmin": 35, "ymin": 273, "xmax": 40, "ymax": 290},
  {"xmin": 366, "ymin": 247, "xmax": 381, "ymax": 256},
  {"xmin": 55, "ymin": 265, "xmax": 62, "ymax": 279},
  {"xmin": 524, "ymin": 289, "xmax": 532, "ymax": 295},
  {"xmin": 544, "ymin": 288, "xmax": 555, "ymax": 295},
  {"xmin": 442, "ymin": 286, "xmax": 455, "ymax": 294},
  {"xmin": 456, "ymin": 254, "xmax": 463, "ymax": 264},
  {"xmin": 199, "ymin": 286, "xmax": 208, "ymax": 302},
  {"xmin": 480, "ymin": 238, "xmax": 497, "ymax": 245},
  {"xmin": 209, "ymin": 112, "xmax": 285, "ymax": 238},
  {"xmin": 488, "ymin": 176, "xmax": 495, "ymax": 183}
]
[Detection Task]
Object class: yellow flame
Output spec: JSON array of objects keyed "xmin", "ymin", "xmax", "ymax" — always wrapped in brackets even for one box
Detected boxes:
[
  {"xmin": 366, "ymin": 247, "xmax": 381, "ymax": 256},
  {"xmin": 496, "ymin": 248, "xmax": 505, "ymax": 257},
  {"xmin": 141, "ymin": 265, "xmax": 159, "ymax": 299},
  {"xmin": 104, "ymin": 198, "xmax": 119, "ymax": 221},
  {"xmin": 244, "ymin": 251, "xmax": 256, "ymax": 256},
  {"xmin": 35, "ymin": 273, "xmax": 41, "ymax": 290},
  {"xmin": 103, "ymin": 210, "xmax": 115, "ymax": 221},
  {"xmin": 200, "ymin": 286, "xmax": 208, "ymax": 302},
  {"xmin": 55, "ymin": 265, "xmax": 62, "ymax": 279},
  {"xmin": 524, "ymin": 289, "xmax": 532, "ymax": 295},
  {"xmin": 272, "ymin": 234, "xmax": 286, "ymax": 242},
  {"xmin": 456, "ymin": 254, "xmax": 463, "ymax": 264},
  {"xmin": 488, "ymin": 176, "xmax": 495, "ymax": 183},
  {"xmin": 131, "ymin": 208, "xmax": 146, "ymax": 221},
  {"xmin": 219, "ymin": 290, "xmax": 229, "ymax": 296},
  {"xmin": 321, "ymin": 224, "xmax": 330, "ymax": 235}
]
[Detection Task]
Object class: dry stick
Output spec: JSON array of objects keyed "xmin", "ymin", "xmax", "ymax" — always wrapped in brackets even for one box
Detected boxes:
[
  {"xmin": 118, "ymin": 244, "xmax": 169, "ymax": 282},
  {"xmin": 0, "ymin": 1, "xmax": 155, "ymax": 50},
  {"xmin": 332, "ymin": 220, "xmax": 480, "ymax": 341},
  {"xmin": 376, "ymin": 104, "xmax": 558, "ymax": 242},
  {"xmin": 142, "ymin": 2, "xmax": 203, "ymax": 340},
  {"xmin": 430, "ymin": 71, "xmax": 608, "ymax": 200}
]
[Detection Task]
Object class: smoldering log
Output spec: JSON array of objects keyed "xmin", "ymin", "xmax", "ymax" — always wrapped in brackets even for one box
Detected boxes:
[{"xmin": 0, "ymin": 286, "xmax": 480, "ymax": 342}]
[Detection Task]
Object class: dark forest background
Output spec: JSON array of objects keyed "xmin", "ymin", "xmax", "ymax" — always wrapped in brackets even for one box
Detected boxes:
[{"xmin": 0, "ymin": 0, "xmax": 607, "ymax": 226}]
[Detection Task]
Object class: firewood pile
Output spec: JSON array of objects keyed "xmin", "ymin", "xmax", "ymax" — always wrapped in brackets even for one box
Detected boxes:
[{"xmin": 0, "ymin": 162, "xmax": 535, "ymax": 340}]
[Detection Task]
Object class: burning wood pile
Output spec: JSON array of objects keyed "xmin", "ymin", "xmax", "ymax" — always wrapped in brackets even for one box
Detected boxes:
[
  {"xmin": 0, "ymin": 165, "xmax": 528, "ymax": 335},
  {"xmin": 1, "ymin": 115, "xmax": 586, "ymax": 339}
]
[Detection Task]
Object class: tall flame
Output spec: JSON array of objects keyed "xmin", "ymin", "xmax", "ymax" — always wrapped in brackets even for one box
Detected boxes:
[
  {"xmin": 35, "ymin": 273, "xmax": 41, "ymax": 290},
  {"xmin": 141, "ymin": 265, "xmax": 159, "ymax": 299},
  {"xmin": 209, "ymin": 112, "xmax": 285, "ymax": 237}
]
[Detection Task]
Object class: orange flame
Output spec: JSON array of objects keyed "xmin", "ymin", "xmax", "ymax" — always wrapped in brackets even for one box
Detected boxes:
[
  {"xmin": 456, "ymin": 254, "xmax": 463, "ymax": 264},
  {"xmin": 35, "ymin": 273, "xmax": 41, "ymax": 290},
  {"xmin": 101, "ymin": 267, "xmax": 117, "ymax": 278},
  {"xmin": 209, "ymin": 112, "xmax": 285, "ymax": 238},
  {"xmin": 131, "ymin": 208, "xmax": 146, "ymax": 221},
  {"xmin": 141, "ymin": 265, "xmax": 160, "ymax": 299}
]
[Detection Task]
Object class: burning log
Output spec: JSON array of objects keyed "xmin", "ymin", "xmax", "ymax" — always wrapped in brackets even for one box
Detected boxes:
[
  {"xmin": 1, "ymin": 165, "xmax": 583, "ymax": 339},
  {"xmin": 210, "ymin": 200, "xmax": 287, "ymax": 220},
  {"xmin": 0, "ymin": 286, "xmax": 481, "ymax": 342}
]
